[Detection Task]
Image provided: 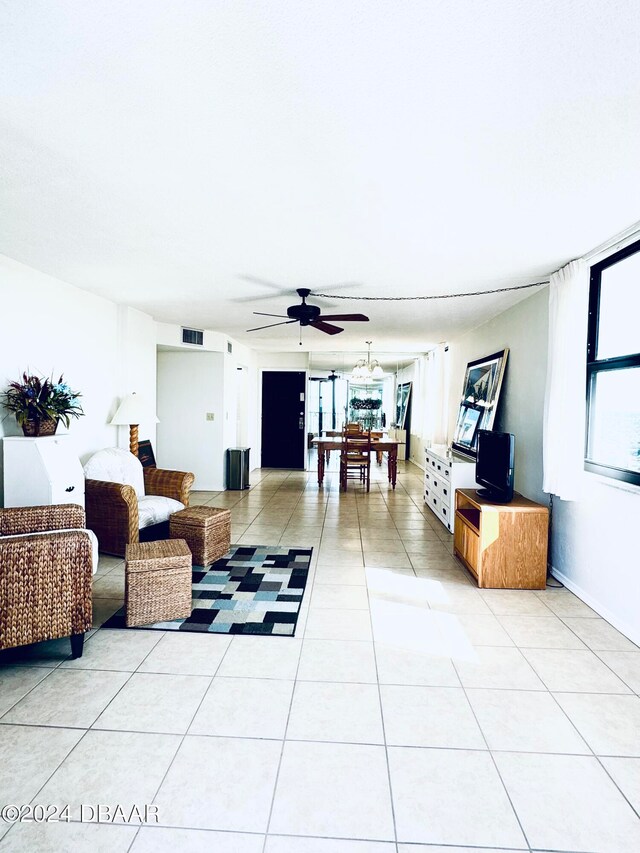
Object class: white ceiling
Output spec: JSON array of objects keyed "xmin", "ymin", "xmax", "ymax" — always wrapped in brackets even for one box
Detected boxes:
[{"xmin": 2, "ymin": 0, "xmax": 639, "ymax": 354}]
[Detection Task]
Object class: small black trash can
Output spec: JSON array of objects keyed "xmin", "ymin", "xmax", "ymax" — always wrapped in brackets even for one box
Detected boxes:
[{"xmin": 227, "ymin": 447, "xmax": 250, "ymax": 490}]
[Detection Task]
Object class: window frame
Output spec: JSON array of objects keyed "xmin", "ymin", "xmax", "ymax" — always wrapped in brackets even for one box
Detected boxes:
[{"xmin": 585, "ymin": 238, "xmax": 640, "ymax": 487}]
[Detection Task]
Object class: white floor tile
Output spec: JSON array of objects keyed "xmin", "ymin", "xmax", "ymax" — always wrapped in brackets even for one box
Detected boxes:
[
  {"xmin": 454, "ymin": 646, "xmax": 546, "ymax": 691},
  {"xmin": 2, "ymin": 821, "xmax": 136, "ymax": 852},
  {"xmin": 600, "ymin": 756, "xmax": 640, "ymax": 812},
  {"xmin": 304, "ymin": 608, "xmax": 373, "ymax": 641},
  {"xmin": 467, "ymin": 688, "xmax": 590, "ymax": 753},
  {"xmin": 266, "ymin": 838, "xmax": 394, "ymax": 853},
  {"xmin": 495, "ymin": 751, "xmax": 640, "ymax": 852},
  {"xmin": 189, "ymin": 676, "xmax": 294, "ymax": 738},
  {"xmin": 287, "ymin": 681, "xmax": 383, "ymax": 744},
  {"xmin": 597, "ymin": 650, "xmax": 640, "ymax": 693},
  {"xmin": 93, "ymin": 672, "xmax": 211, "ymax": 734},
  {"xmin": 0, "ymin": 665, "xmax": 52, "ymax": 715},
  {"xmin": 388, "ymin": 746, "xmax": 526, "ymax": 847},
  {"xmin": 154, "ymin": 735, "xmax": 281, "ymax": 831},
  {"xmin": 562, "ymin": 616, "xmax": 639, "ymax": 651},
  {"xmin": 136, "ymin": 632, "xmax": 232, "ymax": 676},
  {"xmin": 269, "ymin": 741, "xmax": 394, "ymax": 840},
  {"xmin": 0, "ymin": 464, "xmax": 637, "ymax": 853},
  {"xmin": 131, "ymin": 827, "xmax": 265, "ymax": 852},
  {"xmin": 0, "ymin": 724, "xmax": 83, "ymax": 805},
  {"xmin": 37, "ymin": 729, "xmax": 181, "ymax": 821},
  {"xmin": 522, "ymin": 648, "xmax": 632, "ymax": 693},
  {"xmin": 59, "ymin": 628, "xmax": 162, "ymax": 671},
  {"xmin": 297, "ymin": 639, "xmax": 377, "ymax": 683},
  {"xmin": 2, "ymin": 669, "xmax": 130, "ymax": 727},
  {"xmin": 554, "ymin": 692, "xmax": 640, "ymax": 756},
  {"xmin": 498, "ymin": 614, "xmax": 586, "ymax": 649},
  {"xmin": 381, "ymin": 685, "xmax": 485, "ymax": 748},
  {"xmin": 310, "ymin": 583, "xmax": 370, "ymax": 610},
  {"xmin": 217, "ymin": 636, "xmax": 302, "ymax": 679}
]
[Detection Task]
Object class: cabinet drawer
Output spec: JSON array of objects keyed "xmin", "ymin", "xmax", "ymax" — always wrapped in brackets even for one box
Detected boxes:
[
  {"xmin": 431, "ymin": 475, "xmax": 452, "ymax": 506},
  {"xmin": 426, "ymin": 453, "xmax": 451, "ymax": 480},
  {"xmin": 427, "ymin": 493, "xmax": 452, "ymax": 529},
  {"xmin": 51, "ymin": 483, "xmax": 85, "ymax": 507}
]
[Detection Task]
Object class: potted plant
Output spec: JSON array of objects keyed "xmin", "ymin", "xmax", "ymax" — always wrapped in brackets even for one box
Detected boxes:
[{"xmin": 2, "ymin": 372, "xmax": 84, "ymax": 436}]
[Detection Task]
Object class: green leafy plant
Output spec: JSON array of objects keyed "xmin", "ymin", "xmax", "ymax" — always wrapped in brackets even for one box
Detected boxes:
[
  {"xmin": 349, "ymin": 397, "xmax": 382, "ymax": 410},
  {"xmin": 3, "ymin": 372, "xmax": 84, "ymax": 428}
]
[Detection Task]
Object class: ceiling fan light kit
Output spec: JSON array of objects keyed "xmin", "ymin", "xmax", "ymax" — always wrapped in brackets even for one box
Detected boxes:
[{"xmin": 246, "ymin": 288, "xmax": 369, "ymax": 335}]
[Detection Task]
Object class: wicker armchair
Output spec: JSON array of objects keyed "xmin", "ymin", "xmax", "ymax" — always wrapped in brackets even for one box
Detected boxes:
[
  {"xmin": 0, "ymin": 504, "xmax": 93, "ymax": 658},
  {"xmin": 84, "ymin": 448, "xmax": 195, "ymax": 557}
]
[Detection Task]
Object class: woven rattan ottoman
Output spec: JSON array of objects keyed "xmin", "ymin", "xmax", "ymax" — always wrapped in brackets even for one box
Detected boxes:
[
  {"xmin": 169, "ymin": 506, "xmax": 231, "ymax": 567},
  {"xmin": 125, "ymin": 540, "xmax": 192, "ymax": 627}
]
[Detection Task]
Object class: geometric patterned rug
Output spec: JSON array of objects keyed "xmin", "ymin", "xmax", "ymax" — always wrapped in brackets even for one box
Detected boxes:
[{"xmin": 103, "ymin": 545, "xmax": 312, "ymax": 636}]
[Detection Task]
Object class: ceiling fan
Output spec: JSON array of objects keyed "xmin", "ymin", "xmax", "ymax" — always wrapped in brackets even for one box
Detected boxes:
[
  {"xmin": 309, "ymin": 370, "xmax": 341, "ymax": 382},
  {"xmin": 246, "ymin": 289, "xmax": 369, "ymax": 336}
]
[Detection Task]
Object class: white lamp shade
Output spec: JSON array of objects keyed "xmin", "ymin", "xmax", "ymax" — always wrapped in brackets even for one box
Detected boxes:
[{"xmin": 109, "ymin": 392, "xmax": 159, "ymax": 426}]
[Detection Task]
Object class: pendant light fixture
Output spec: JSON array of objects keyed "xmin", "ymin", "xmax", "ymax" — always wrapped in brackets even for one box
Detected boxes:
[{"xmin": 351, "ymin": 341, "xmax": 384, "ymax": 383}]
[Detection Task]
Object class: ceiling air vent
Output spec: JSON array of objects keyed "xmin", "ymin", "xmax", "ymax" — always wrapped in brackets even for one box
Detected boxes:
[{"xmin": 182, "ymin": 327, "xmax": 204, "ymax": 346}]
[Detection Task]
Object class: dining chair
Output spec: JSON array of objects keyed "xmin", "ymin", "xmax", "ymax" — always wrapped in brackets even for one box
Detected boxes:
[{"xmin": 340, "ymin": 430, "xmax": 372, "ymax": 491}]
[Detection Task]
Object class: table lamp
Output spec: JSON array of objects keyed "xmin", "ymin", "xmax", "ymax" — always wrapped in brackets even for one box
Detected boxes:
[{"xmin": 109, "ymin": 392, "xmax": 159, "ymax": 456}]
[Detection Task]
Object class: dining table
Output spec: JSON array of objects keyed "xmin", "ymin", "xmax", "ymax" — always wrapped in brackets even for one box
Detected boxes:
[{"xmin": 311, "ymin": 435, "xmax": 400, "ymax": 488}]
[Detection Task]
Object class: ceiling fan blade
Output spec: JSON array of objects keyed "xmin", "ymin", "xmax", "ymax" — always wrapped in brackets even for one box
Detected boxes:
[
  {"xmin": 238, "ymin": 274, "xmax": 287, "ymax": 291},
  {"xmin": 317, "ymin": 313, "xmax": 369, "ymax": 322},
  {"xmin": 246, "ymin": 320, "xmax": 298, "ymax": 332},
  {"xmin": 232, "ymin": 274, "xmax": 291, "ymax": 303},
  {"xmin": 310, "ymin": 320, "xmax": 344, "ymax": 335},
  {"xmin": 252, "ymin": 312, "xmax": 289, "ymax": 318}
]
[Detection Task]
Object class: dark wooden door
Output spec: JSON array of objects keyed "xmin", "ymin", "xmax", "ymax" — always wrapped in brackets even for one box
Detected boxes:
[{"xmin": 261, "ymin": 371, "xmax": 306, "ymax": 468}]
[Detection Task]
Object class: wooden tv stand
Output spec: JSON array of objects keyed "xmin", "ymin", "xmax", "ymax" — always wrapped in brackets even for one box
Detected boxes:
[{"xmin": 454, "ymin": 489, "xmax": 549, "ymax": 589}]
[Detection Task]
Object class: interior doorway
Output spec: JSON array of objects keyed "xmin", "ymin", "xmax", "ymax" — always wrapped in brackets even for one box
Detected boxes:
[{"xmin": 261, "ymin": 371, "xmax": 306, "ymax": 468}]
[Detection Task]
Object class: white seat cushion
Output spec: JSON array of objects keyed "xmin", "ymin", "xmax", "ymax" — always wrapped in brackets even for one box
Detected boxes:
[
  {"xmin": 83, "ymin": 447, "xmax": 145, "ymax": 498},
  {"xmin": 137, "ymin": 495, "xmax": 184, "ymax": 529}
]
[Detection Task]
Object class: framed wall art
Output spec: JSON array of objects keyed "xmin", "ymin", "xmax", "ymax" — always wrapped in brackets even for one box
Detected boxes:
[
  {"xmin": 395, "ymin": 382, "xmax": 412, "ymax": 429},
  {"xmin": 452, "ymin": 349, "xmax": 509, "ymax": 457}
]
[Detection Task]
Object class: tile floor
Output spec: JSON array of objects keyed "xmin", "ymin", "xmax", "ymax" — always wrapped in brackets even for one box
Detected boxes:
[{"xmin": 1, "ymin": 459, "xmax": 640, "ymax": 852}]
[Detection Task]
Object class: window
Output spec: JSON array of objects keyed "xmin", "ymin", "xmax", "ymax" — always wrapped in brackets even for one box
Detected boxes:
[{"xmin": 585, "ymin": 239, "xmax": 640, "ymax": 486}]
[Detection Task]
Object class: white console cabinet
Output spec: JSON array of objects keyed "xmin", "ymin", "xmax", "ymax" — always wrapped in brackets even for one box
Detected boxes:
[
  {"xmin": 424, "ymin": 444, "xmax": 477, "ymax": 533},
  {"xmin": 2, "ymin": 436, "xmax": 85, "ymax": 509}
]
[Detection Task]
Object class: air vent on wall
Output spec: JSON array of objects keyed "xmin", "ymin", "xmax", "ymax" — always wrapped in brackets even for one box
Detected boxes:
[
  {"xmin": 182, "ymin": 327, "xmax": 203, "ymax": 346},
  {"xmin": 227, "ymin": 341, "xmax": 233, "ymax": 354}
]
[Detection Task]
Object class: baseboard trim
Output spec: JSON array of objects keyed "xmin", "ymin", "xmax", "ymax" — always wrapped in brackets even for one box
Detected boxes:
[{"xmin": 550, "ymin": 564, "xmax": 640, "ymax": 647}]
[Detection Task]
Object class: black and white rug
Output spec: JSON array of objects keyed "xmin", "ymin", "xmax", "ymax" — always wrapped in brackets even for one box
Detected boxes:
[{"xmin": 104, "ymin": 545, "xmax": 312, "ymax": 636}]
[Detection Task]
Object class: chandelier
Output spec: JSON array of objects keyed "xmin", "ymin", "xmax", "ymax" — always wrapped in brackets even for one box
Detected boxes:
[{"xmin": 351, "ymin": 341, "xmax": 384, "ymax": 382}]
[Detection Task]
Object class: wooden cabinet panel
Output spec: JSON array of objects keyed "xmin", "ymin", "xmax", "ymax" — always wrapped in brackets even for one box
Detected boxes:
[{"xmin": 454, "ymin": 489, "xmax": 548, "ymax": 589}]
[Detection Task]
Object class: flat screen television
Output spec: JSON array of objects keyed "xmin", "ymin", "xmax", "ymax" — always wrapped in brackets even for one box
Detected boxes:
[{"xmin": 475, "ymin": 430, "xmax": 514, "ymax": 503}]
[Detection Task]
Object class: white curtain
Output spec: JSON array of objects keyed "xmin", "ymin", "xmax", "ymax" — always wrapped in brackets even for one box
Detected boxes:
[
  {"xmin": 542, "ymin": 258, "xmax": 590, "ymax": 500},
  {"xmin": 424, "ymin": 344, "xmax": 449, "ymax": 447}
]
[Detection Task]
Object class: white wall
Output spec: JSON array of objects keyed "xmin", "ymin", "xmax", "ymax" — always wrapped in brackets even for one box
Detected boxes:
[
  {"xmin": 447, "ymin": 285, "xmax": 639, "ymax": 644},
  {"xmin": 552, "ymin": 480, "xmax": 640, "ymax": 644},
  {"xmin": 156, "ymin": 351, "xmax": 225, "ymax": 490},
  {"xmin": 448, "ymin": 288, "xmax": 549, "ymax": 504},
  {"xmin": 0, "ymin": 255, "xmax": 157, "ymax": 504}
]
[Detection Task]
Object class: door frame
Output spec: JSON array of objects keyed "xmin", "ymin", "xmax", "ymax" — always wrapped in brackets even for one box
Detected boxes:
[{"xmin": 258, "ymin": 368, "xmax": 309, "ymax": 470}]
